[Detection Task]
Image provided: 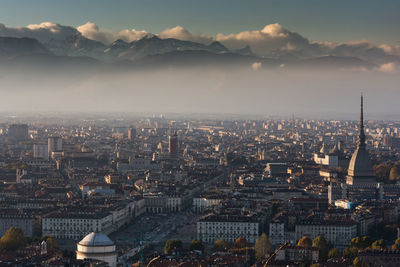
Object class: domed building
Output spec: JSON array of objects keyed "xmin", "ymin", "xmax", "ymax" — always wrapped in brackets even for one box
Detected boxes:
[
  {"xmin": 76, "ymin": 232, "xmax": 117, "ymax": 267},
  {"xmin": 346, "ymin": 94, "xmax": 376, "ymax": 185}
]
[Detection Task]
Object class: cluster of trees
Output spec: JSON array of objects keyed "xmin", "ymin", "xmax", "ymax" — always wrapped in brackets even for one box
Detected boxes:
[
  {"xmin": 297, "ymin": 235, "xmax": 330, "ymax": 262},
  {"xmin": 164, "ymin": 239, "xmax": 205, "ymax": 255},
  {"xmin": 296, "ymin": 235, "xmax": 372, "ymax": 266},
  {"xmin": 212, "ymin": 236, "xmax": 251, "ymax": 252},
  {"xmin": 374, "ymin": 160, "xmax": 400, "ymax": 183},
  {"xmin": 166, "ymin": 233, "xmax": 400, "ymax": 265},
  {"xmin": 166, "ymin": 234, "xmax": 271, "ymax": 261},
  {"xmin": 341, "ymin": 236, "xmax": 389, "ymax": 266},
  {"xmin": 0, "ymin": 227, "xmax": 59, "ymax": 252}
]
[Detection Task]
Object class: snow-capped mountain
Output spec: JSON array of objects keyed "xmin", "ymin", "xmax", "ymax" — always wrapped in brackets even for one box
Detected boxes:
[
  {"xmin": 103, "ymin": 39, "xmax": 131, "ymax": 60},
  {"xmin": 117, "ymin": 36, "xmax": 230, "ymax": 60},
  {"xmin": 45, "ymin": 33, "xmax": 107, "ymax": 58},
  {"xmin": 0, "ymin": 34, "xmax": 381, "ymax": 71}
]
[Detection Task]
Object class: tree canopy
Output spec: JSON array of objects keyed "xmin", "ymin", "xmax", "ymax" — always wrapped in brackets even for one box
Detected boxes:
[
  {"xmin": 374, "ymin": 161, "xmax": 393, "ymax": 182},
  {"xmin": 343, "ymin": 247, "xmax": 358, "ymax": 260},
  {"xmin": 0, "ymin": 227, "xmax": 27, "ymax": 251},
  {"xmin": 235, "ymin": 236, "xmax": 248, "ymax": 249},
  {"xmin": 328, "ymin": 248, "xmax": 340, "ymax": 259},
  {"xmin": 350, "ymin": 236, "xmax": 372, "ymax": 249},
  {"xmin": 297, "ymin": 236, "xmax": 312, "ymax": 248},
  {"xmin": 392, "ymin": 238, "xmax": 400, "ymax": 250},
  {"xmin": 389, "ymin": 161, "xmax": 400, "ymax": 181},
  {"xmin": 189, "ymin": 239, "xmax": 204, "ymax": 252},
  {"xmin": 212, "ymin": 239, "xmax": 231, "ymax": 252},
  {"xmin": 164, "ymin": 239, "xmax": 182, "ymax": 255},
  {"xmin": 353, "ymin": 257, "xmax": 363, "ymax": 267},
  {"xmin": 46, "ymin": 237, "xmax": 59, "ymax": 250},
  {"xmin": 254, "ymin": 233, "xmax": 272, "ymax": 260},
  {"xmin": 313, "ymin": 235, "xmax": 328, "ymax": 261},
  {"xmin": 370, "ymin": 239, "xmax": 385, "ymax": 250}
]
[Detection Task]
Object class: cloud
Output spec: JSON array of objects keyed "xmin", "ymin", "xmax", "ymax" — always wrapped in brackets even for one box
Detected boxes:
[
  {"xmin": 116, "ymin": 28, "xmax": 149, "ymax": 43},
  {"xmin": 215, "ymin": 23, "xmax": 314, "ymax": 56},
  {"xmin": 77, "ymin": 22, "xmax": 149, "ymax": 44},
  {"xmin": 0, "ymin": 22, "xmax": 78, "ymax": 43},
  {"xmin": 77, "ymin": 22, "xmax": 114, "ymax": 44},
  {"xmin": 159, "ymin": 26, "xmax": 213, "ymax": 44},
  {"xmin": 252, "ymin": 62, "xmax": 262, "ymax": 71},
  {"xmin": 379, "ymin": 44, "xmax": 400, "ymax": 56},
  {"xmin": 377, "ymin": 62, "xmax": 398, "ymax": 73}
]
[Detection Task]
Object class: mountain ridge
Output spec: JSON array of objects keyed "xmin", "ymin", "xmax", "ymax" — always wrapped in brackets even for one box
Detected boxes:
[{"xmin": 0, "ymin": 36, "xmax": 378, "ymax": 71}]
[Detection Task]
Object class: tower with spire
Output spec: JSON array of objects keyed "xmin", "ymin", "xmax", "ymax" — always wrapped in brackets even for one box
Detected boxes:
[{"xmin": 346, "ymin": 94, "xmax": 376, "ymax": 185}]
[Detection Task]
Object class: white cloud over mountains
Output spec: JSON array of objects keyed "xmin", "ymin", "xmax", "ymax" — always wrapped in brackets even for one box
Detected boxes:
[
  {"xmin": 0, "ymin": 21, "xmax": 399, "ymax": 66},
  {"xmin": 0, "ymin": 22, "xmax": 78, "ymax": 43},
  {"xmin": 159, "ymin": 26, "xmax": 213, "ymax": 44},
  {"xmin": 77, "ymin": 22, "xmax": 149, "ymax": 44}
]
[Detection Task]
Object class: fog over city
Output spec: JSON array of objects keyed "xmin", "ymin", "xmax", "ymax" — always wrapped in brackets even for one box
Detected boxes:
[{"xmin": 0, "ymin": 62, "xmax": 399, "ymax": 119}]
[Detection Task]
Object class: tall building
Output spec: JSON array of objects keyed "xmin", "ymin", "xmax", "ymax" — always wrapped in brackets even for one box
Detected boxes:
[
  {"xmin": 346, "ymin": 94, "xmax": 376, "ymax": 185},
  {"xmin": 169, "ymin": 132, "xmax": 179, "ymax": 158},
  {"xmin": 48, "ymin": 136, "xmax": 62, "ymax": 158},
  {"xmin": 33, "ymin": 143, "xmax": 49, "ymax": 159},
  {"xmin": 8, "ymin": 124, "xmax": 28, "ymax": 142},
  {"xmin": 127, "ymin": 127, "xmax": 136, "ymax": 141}
]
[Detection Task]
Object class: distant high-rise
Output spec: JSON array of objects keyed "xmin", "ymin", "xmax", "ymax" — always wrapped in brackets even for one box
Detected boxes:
[
  {"xmin": 169, "ymin": 132, "xmax": 179, "ymax": 158},
  {"xmin": 127, "ymin": 127, "xmax": 136, "ymax": 141},
  {"xmin": 8, "ymin": 124, "xmax": 28, "ymax": 142},
  {"xmin": 48, "ymin": 136, "xmax": 63, "ymax": 158},
  {"xmin": 346, "ymin": 94, "xmax": 376, "ymax": 185},
  {"xmin": 33, "ymin": 143, "xmax": 49, "ymax": 159}
]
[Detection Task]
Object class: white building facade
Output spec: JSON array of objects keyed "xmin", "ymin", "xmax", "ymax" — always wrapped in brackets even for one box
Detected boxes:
[{"xmin": 197, "ymin": 214, "xmax": 260, "ymax": 244}]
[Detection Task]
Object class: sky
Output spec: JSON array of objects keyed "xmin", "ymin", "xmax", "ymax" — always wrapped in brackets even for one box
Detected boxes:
[{"xmin": 0, "ymin": 0, "xmax": 399, "ymax": 45}]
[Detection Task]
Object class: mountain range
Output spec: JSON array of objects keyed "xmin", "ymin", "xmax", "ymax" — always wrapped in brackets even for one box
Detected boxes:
[{"xmin": 0, "ymin": 32, "xmax": 382, "ymax": 70}]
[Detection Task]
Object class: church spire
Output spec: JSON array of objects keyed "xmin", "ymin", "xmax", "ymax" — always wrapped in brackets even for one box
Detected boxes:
[{"xmin": 358, "ymin": 93, "xmax": 366, "ymax": 147}]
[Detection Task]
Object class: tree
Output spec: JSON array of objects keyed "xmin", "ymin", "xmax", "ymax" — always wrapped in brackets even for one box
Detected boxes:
[
  {"xmin": 343, "ymin": 247, "xmax": 358, "ymax": 260},
  {"xmin": 0, "ymin": 227, "xmax": 27, "ymax": 251},
  {"xmin": 392, "ymin": 238, "xmax": 400, "ymax": 250},
  {"xmin": 46, "ymin": 237, "xmax": 59, "ymax": 250},
  {"xmin": 297, "ymin": 236, "xmax": 312, "ymax": 248},
  {"xmin": 313, "ymin": 235, "xmax": 328, "ymax": 261},
  {"xmin": 254, "ymin": 233, "xmax": 272, "ymax": 260},
  {"xmin": 164, "ymin": 239, "xmax": 182, "ymax": 255},
  {"xmin": 235, "ymin": 236, "xmax": 248, "ymax": 249},
  {"xmin": 389, "ymin": 162, "xmax": 400, "ymax": 181},
  {"xmin": 212, "ymin": 239, "xmax": 231, "ymax": 252},
  {"xmin": 328, "ymin": 248, "xmax": 340, "ymax": 259},
  {"xmin": 189, "ymin": 239, "xmax": 204, "ymax": 252},
  {"xmin": 374, "ymin": 161, "xmax": 393, "ymax": 182},
  {"xmin": 370, "ymin": 239, "xmax": 385, "ymax": 250},
  {"xmin": 353, "ymin": 257, "xmax": 363, "ymax": 267},
  {"xmin": 299, "ymin": 255, "xmax": 311, "ymax": 267},
  {"xmin": 350, "ymin": 236, "xmax": 372, "ymax": 249}
]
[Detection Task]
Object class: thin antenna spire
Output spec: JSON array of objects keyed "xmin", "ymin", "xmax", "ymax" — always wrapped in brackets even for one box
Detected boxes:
[{"xmin": 358, "ymin": 93, "xmax": 366, "ymax": 147}]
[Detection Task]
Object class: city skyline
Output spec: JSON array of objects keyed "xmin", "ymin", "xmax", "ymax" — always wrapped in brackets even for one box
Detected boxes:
[{"xmin": 1, "ymin": 2, "xmax": 400, "ymax": 266}]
